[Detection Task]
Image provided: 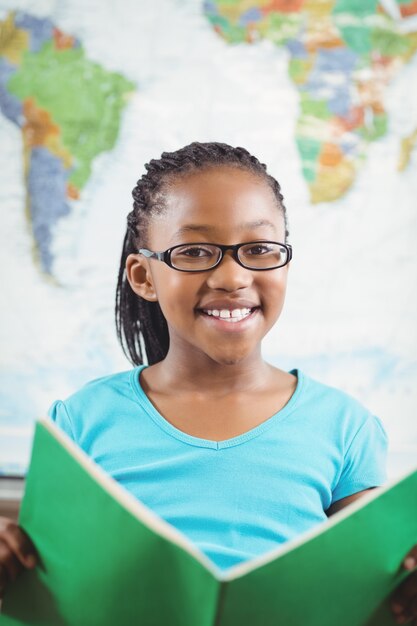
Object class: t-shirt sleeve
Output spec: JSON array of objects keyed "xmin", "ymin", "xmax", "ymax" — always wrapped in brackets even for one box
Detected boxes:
[
  {"xmin": 331, "ymin": 414, "xmax": 388, "ymax": 504},
  {"xmin": 47, "ymin": 400, "xmax": 76, "ymax": 442}
]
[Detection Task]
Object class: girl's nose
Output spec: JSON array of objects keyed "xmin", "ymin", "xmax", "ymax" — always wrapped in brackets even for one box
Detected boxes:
[{"xmin": 205, "ymin": 252, "xmax": 253, "ymax": 291}]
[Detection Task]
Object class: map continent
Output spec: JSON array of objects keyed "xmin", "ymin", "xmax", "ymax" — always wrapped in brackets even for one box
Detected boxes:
[
  {"xmin": 204, "ymin": 0, "xmax": 417, "ymax": 203},
  {"xmin": 0, "ymin": 12, "xmax": 135, "ymax": 274}
]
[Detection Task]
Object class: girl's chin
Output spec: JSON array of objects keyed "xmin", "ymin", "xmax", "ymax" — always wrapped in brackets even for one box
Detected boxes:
[{"xmin": 200, "ymin": 344, "xmax": 260, "ymax": 367}]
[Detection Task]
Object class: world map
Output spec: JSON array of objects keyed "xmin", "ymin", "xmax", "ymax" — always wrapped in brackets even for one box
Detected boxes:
[
  {"xmin": 0, "ymin": 3, "xmax": 416, "ymax": 275},
  {"xmin": 0, "ymin": 0, "xmax": 416, "ymax": 475}
]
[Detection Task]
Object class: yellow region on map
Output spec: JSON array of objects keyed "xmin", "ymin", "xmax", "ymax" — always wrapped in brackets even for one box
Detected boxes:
[
  {"xmin": 398, "ymin": 127, "xmax": 417, "ymax": 172},
  {"xmin": 0, "ymin": 13, "xmax": 28, "ymax": 64}
]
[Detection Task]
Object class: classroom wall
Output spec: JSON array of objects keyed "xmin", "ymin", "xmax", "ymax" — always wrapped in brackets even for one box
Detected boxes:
[{"xmin": 0, "ymin": 0, "xmax": 416, "ymax": 478}]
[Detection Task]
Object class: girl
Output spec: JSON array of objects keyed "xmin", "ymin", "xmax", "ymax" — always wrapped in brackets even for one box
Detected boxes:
[{"xmin": 0, "ymin": 142, "xmax": 416, "ymax": 622}]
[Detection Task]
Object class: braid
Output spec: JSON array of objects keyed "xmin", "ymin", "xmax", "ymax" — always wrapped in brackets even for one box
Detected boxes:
[{"xmin": 115, "ymin": 141, "xmax": 289, "ymax": 366}]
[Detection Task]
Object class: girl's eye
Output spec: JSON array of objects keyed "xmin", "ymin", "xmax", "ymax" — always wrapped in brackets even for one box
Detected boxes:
[
  {"xmin": 171, "ymin": 244, "xmax": 219, "ymax": 270},
  {"xmin": 180, "ymin": 246, "xmax": 214, "ymax": 258},
  {"xmin": 245, "ymin": 244, "xmax": 272, "ymax": 255}
]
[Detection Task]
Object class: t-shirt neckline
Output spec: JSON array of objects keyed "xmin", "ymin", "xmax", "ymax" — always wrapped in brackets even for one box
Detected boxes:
[{"xmin": 129, "ymin": 365, "xmax": 304, "ymax": 450}]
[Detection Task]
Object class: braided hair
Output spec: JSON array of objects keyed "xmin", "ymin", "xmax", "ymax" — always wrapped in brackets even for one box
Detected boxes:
[{"xmin": 115, "ymin": 141, "xmax": 289, "ymax": 366}]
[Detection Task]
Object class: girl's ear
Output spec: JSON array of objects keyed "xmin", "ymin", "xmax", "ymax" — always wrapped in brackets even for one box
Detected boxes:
[{"xmin": 125, "ymin": 254, "xmax": 158, "ymax": 302}]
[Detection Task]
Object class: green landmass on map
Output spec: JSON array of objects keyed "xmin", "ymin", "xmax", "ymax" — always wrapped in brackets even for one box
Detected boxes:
[
  {"xmin": 204, "ymin": 0, "xmax": 417, "ymax": 203},
  {"xmin": 0, "ymin": 12, "xmax": 135, "ymax": 274},
  {"xmin": 8, "ymin": 40, "xmax": 135, "ymax": 190}
]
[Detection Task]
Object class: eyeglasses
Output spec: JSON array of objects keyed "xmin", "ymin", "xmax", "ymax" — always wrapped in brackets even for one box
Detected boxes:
[{"xmin": 138, "ymin": 241, "xmax": 292, "ymax": 272}]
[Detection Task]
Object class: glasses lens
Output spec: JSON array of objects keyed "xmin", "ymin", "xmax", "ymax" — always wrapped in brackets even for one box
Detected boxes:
[
  {"xmin": 238, "ymin": 242, "xmax": 287, "ymax": 269},
  {"xmin": 170, "ymin": 244, "xmax": 221, "ymax": 270}
]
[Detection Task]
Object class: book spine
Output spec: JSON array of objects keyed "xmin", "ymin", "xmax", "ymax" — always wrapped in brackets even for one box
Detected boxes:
[{"xmin": 213, "ymin": 581, "xmax": 228, "ymax": 626}]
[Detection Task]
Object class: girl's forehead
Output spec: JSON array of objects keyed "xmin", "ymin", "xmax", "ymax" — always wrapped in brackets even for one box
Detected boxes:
[
  {"xmin": 167, "ymin": 166, "xmax": 274, "ymax": 203},
  {"xmin": 149, "ymin": 167, "xmax": 285, "ymax": 246}
]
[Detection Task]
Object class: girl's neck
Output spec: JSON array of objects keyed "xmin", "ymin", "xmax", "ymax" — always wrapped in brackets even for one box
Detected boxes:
[{"xmin": 150, "ymin": 347, "xmax": 273, "ymax": 395}]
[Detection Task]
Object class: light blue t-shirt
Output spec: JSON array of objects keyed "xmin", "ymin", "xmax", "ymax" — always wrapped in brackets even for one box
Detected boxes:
[{"xmin": 48, "ymin": 366, "xmax": 388, "ymax": 572}]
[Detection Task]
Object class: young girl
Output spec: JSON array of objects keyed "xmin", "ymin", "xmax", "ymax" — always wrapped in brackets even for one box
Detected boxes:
[{"xmin": 0, "ymin": 142, "xmax": 416, "ymax": 621}]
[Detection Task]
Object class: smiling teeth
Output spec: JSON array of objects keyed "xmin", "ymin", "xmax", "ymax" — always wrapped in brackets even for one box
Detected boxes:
[{"xmin": 203, "ymin": 308, "xmax": 252, "ymax": 322}]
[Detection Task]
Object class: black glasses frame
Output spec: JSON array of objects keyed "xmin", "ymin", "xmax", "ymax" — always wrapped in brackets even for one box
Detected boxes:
[{"xmin": 138, "ymin": 241, "xmax": 293, "ymax": 272}]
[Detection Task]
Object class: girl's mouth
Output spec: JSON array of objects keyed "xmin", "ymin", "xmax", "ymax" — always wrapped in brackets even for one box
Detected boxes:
[{"xmin": 196, "ymin": 307, "xmax": 260, "ymax": 330}]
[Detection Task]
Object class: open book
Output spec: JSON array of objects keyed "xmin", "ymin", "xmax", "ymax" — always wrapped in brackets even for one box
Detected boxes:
[{"xmin": 1, "ymin": 418, "xmax": 416, "ymax": 626}]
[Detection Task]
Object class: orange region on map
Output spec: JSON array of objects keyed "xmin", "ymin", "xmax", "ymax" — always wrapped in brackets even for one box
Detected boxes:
[
  {"xmin": 263, "ymin": 0, "xmax": 304, "ymax": 12},
  {"xmin": 53, "ymin": 27, "xmax": 76, "ymax": 50},
  {"xmin": 0, "ymin": 13, "xmax": 28, "ymax": 64},
  {"xmin": 319, "ymin": 142, "xmax": 344, "ymax": 167},
  {"xmin": 66, "ymin": 182, "xmax": 80, "ymax": 200},
  {"xmin": 399, "ymin": 1, "xmax": 417, "ymax": 18},
  {"xmin": 23, "ymin": 98, "xmax": 74, "ymax": 173},
  {"xmin": 23, "ymin": 98, "xmax": 59, "ymax": 146}
]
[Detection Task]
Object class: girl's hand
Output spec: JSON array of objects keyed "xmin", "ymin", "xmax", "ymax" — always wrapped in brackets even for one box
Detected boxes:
[
  {"xmin": 0, "ymin": 516, "xmax": 38, "ymax": 599},
  {"xmin": 391, "ymin": 545, "xmax": 417, "ymax": 624}
]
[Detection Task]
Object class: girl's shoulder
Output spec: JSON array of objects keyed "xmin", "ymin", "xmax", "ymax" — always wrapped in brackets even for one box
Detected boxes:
[
  {"xmin": 68, "ymin": 366, "xmax": 145, "ymax": 404},
  {"xmin": 295, "ymin": 368, "xmax": 366, "ymax": 410},
  {"xmin": 47, "ymin": 366, "xmax": 146, "ymax": 441},
  {"xmin": 294, "ymin": 368, "xmax": 386, "ymax": 439}
]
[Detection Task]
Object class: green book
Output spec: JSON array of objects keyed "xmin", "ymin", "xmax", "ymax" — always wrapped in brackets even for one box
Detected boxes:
[{"xmin": 1, "ymin": 418, "xmax": 416, "ymax": 626}]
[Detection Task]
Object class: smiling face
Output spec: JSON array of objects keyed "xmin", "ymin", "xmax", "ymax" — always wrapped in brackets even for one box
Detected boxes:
[{"xmin": 126, "ymin": 166, "xmax": 289, "ymax": 367}]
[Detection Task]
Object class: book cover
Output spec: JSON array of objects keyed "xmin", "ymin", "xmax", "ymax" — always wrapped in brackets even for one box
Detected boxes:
[{"xmin": 1, "ymin": 418, "xmax": 416, "ymax": 626}]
